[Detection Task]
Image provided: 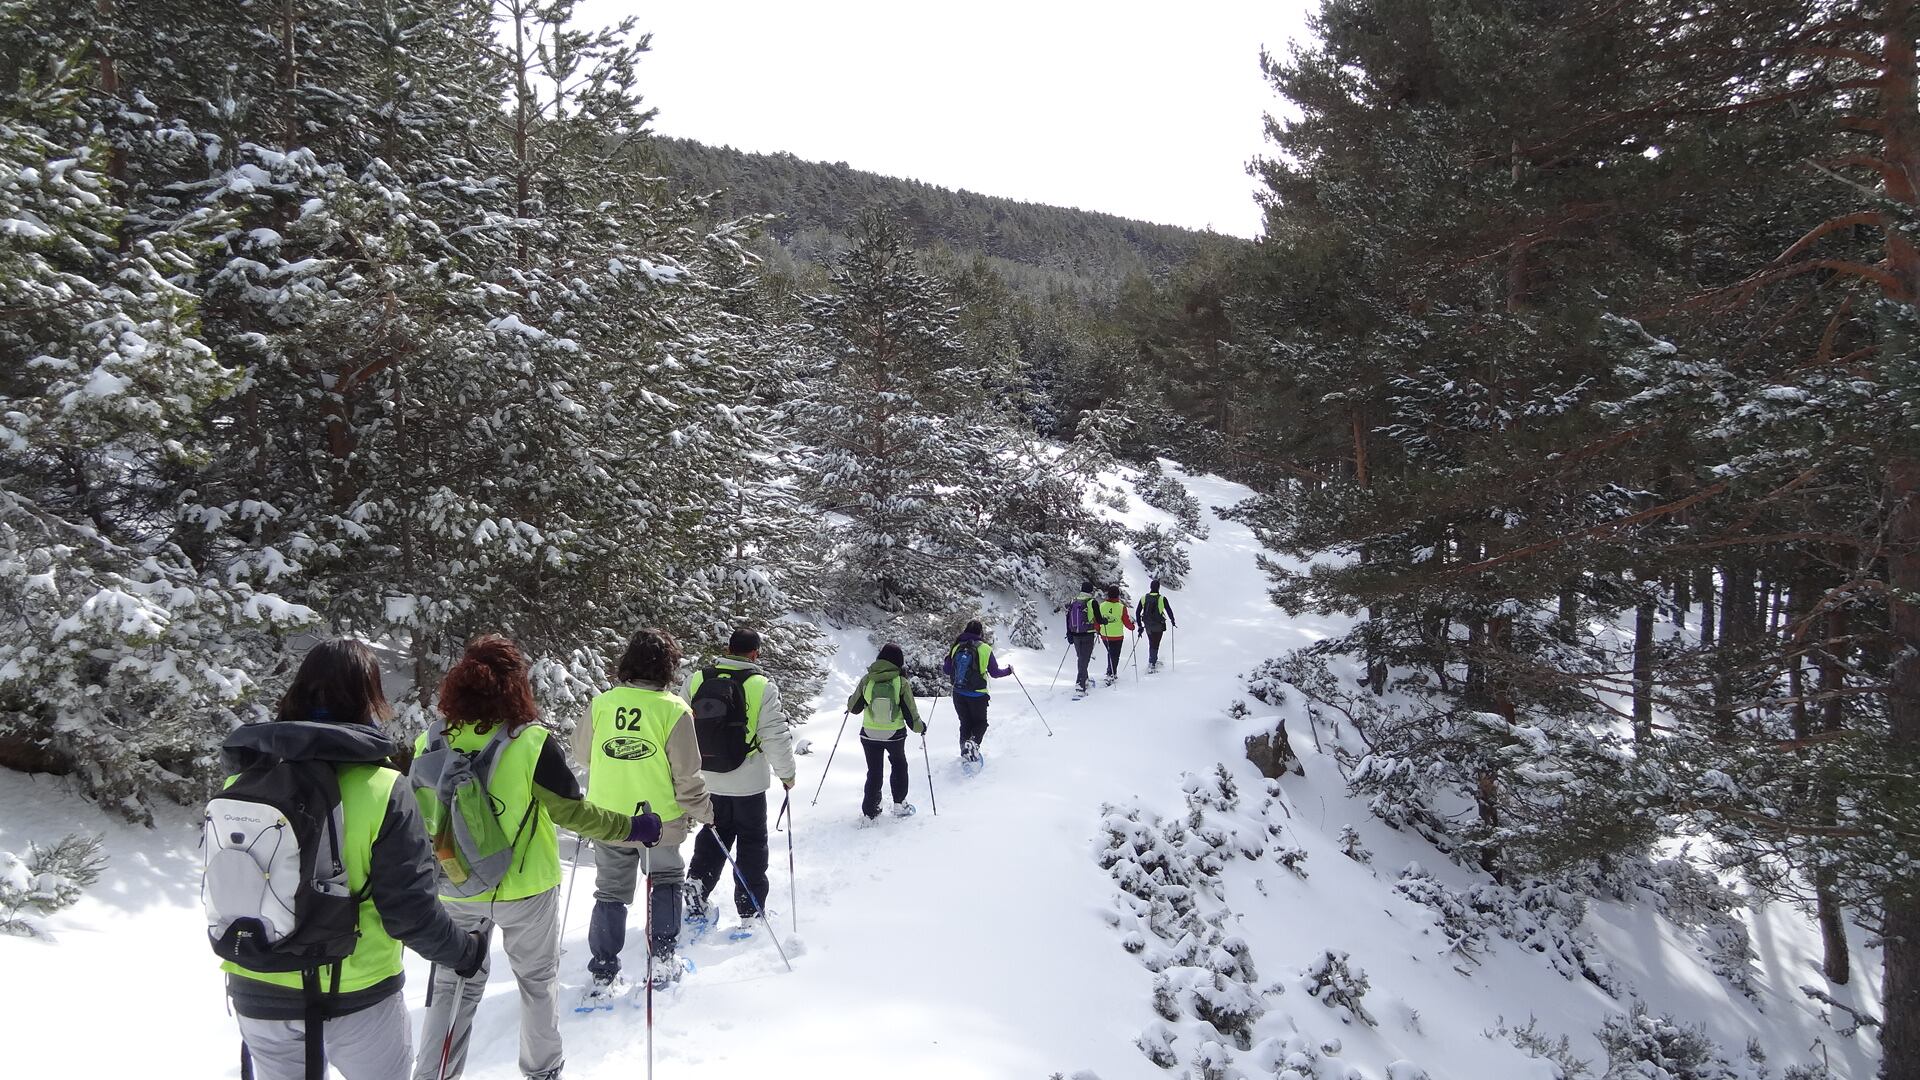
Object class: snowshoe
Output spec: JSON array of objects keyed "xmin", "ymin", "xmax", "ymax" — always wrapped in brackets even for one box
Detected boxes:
[
  {"xmin": 728, "ymin": 916, "xmax": 760, "ymax": 942},
  {"xmin": 574, "ymin": 974, "xmax": 630, "ymax": 1012},
  {"xmin": 890, "ymin": 801, "xmax": 917, "ymax": 818},
  {"xmin": 857, "ymin": 812, "xmax": 879, "ymax": 828},
  {"xmin": 645, "ymin": 952, "xmax": 687, "ymax": 991},
  {"xmin": 1104, "ymin": 674, "xmax": 1117, "ymax": 687}
]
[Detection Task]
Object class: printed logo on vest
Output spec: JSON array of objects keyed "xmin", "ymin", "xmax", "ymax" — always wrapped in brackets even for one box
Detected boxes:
[{"xmin": 602, "ymin": 736, "xmax": 658, "ymax": 761}]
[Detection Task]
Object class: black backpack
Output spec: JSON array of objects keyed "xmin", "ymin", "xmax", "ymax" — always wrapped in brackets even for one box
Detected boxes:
[
  {"xmin": 690, "ymin": 667, "xmax": 757, "ymax": 772},
  {"xmin": 203, "ymin": 756, "xmax": 363, "ymax": 974}
]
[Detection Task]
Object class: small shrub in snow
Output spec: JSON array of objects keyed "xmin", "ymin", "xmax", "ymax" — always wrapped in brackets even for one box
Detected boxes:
[
  {"xmin": 1127, "ymin": 523, "xmax": 1191, "ymax": 589},
  {"xmin": 1191, "ymin": 1040, "xmax": 1232, "ymax": 1080},
  {"xmin": 1597, "ymin": 1005, "xmax": 1751, "ymax": 1080},
  {"xmin": 1488, "ymin": 1015, "xmax": 1592, "ymax": 1079},
  {"xmin": 1136, "ymin": 1022, "xmax": 1180, "ymax": 1069},
  {"xmin": 1387, "ymin": 1062, "xmax": 1432, "ymax": 1080},
  {"xmin": 1782, "ymin": 1066, "xmax": 1834, "ymax": 1080},
  {"xmin": 1339, "ymin": 824, "xmax": 1373, "ymax": 865},
  {"xmin": 1009, "ymin": 598, "xmax": 1047, "ymax": 650},
  {"xmin": 1225, "ymin": 698, "xmax": 1251, "ymax": 719},
  {"xmin": 1274, "ymin": 844, "xmax": 1311, "ymax": 878},
  {"xmin": 0, "ymin": 833, "xmax": 108, "ymax": 938},
  {"xmin": 1394, "ymin": 868, "xmax": 1620, "ymax": 994},
  {"xmin": 1304, "ymin": 949, "xmax": 1376, "ymax": 1026},
  {"xmin": 1133, "ymin": 459, "xmax": 1209, "ymax": 539}
]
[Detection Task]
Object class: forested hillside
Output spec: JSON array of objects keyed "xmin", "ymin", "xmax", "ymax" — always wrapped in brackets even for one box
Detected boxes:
[{"xmin": 647, "ymin": 136, "xmax": 1218, "ymax": 286}]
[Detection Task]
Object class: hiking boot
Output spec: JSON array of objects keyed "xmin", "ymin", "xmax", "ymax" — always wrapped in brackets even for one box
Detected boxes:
[
  {"xmin": 681, "ymin": 880, "xmax": 709, "ymax": 927},
  {"xmin": 960, "ymin": 740, "xmax": 980, "ymax": 764},
  {"xmin": 648, "ymin": 947, "xmax": 683, "ymax": 989},
  {"xmin": 891, "ymin": 801, "xmax": 917, "ymax": 818}
]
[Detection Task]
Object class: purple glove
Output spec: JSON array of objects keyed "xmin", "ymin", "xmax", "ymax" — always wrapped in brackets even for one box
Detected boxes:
[
  {"xmin": 1003, "ymin": 665, "xmax": 1016, "ymax": 676},
  {"xmin": 627, "ymin": 812, "xmax": 663, "ymax": 847}
]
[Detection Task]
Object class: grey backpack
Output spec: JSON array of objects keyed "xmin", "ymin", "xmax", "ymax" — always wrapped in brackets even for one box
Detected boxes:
[{"xmin": 408, "ymin": 721, "xmax": 517, "ymax": 898}]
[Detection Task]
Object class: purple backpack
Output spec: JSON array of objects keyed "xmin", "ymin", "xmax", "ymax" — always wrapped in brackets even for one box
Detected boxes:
[{"xmin": 1066, "ymin": 597, "xmax": 1097, "ymax": 635}]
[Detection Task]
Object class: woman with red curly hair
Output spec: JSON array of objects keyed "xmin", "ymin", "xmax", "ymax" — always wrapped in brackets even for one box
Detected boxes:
[{"xmin": 408, "ymin": 635, "xmax": 659, "ymax": 1080}]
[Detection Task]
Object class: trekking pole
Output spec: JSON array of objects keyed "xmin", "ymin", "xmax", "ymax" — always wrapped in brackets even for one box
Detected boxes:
[
  {"xmin": 718, "ymin": 844, "xmax": 795, "ymax": 972},
  {"xmin": 809, "ymin": 710, "xmax": 851, "ymax": 807},
  {"xmin": 918, "ymin": 727, "xmax": 939, "ymax": 815},
  {"xmin": 1049, "ymin": 641, "xmax": 1069, "ymax": 691},
  {"xmin": 1127, "ymin": 633, "xmax": 1142, "ymax": 683},
  {"xmin": 436, "ymin": 920, "xmax": 492, "ymax": 1080},
  {"xmin": 782, "ymin": 792, "xmax": 797, "ymax": 933},
  {"xmin": 1009, "ymin": 671, "xmax": 1054, "ymax": 736},
  {"xmin": 556, "ymin": 832, "xmax": 585, "ymax": 955},
  {"xmin": 639, "ymin": 803, "xmax": 656, "ymax": 1080}
]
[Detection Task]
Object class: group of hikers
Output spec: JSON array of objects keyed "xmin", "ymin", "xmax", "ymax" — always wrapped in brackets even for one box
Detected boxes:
[
  {"xmin": 205, "ymin": 580, "xmax": 1179, "ymax": 1080},
  {"xmin": 1063, "ymin": 576, "xmax": 1180, "ymax": 694}
]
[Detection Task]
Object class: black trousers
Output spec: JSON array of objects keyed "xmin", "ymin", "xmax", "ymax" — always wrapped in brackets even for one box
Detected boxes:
[
  {"xmin": 861, "ymin": 735, "xmax": 909, "ymax": 816},
  {"xmin": 1147, "ymin": 629, "xmax": 1166, "ymax": 665},
  {"xmin": 1071, "ymin": 633, "xmax": 1097, "ymax": 688},
  {"xmin": 689, "ymin": 791, "xmax": 771, "ymax": 917},
  {"xmin": 954, "ymin": 694, "xmax": 989, "ymax": 751},
  {"xmin": 1104, "ymin": 637, "xmax": 1124, "ymax": 677}
]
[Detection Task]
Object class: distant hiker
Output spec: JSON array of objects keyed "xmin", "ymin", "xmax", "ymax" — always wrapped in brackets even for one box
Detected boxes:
[
  {"xmin": 1136, "ymin": 578, "xmax": 1179, "ymax": 672},
  {"xmin": 1063, "ymin": 581, "xmax": 1101, "ymax": 693},
  {"xmin": 1098, "ymin": 584, "xmax": 1135, "ymax": 685},
  {"xmin": 846, "ymin": 642, "xmax": 926, "ymax": 822},
  {"xmin": 942, "ymin": 618, "xmax": 1013, "ymax": 766},
  {"xmin": 207, "ymin": 638, "xmax": 485, "ymax": 1080},
  {"xmin": 684, "ymin": 628, "xmax": 796, "ymax": 934},
  {"xmin": 577, "ymin": 628, "xmax": 714, "ymax": 996},
  {"xmin": 409, "ymin": 636, "xmax": 657, "ymax": 1080}
]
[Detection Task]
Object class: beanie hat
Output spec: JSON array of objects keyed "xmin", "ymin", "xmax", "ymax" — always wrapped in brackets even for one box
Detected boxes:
[{"xmin": 878, "ymin": 642, "xmax": 905, "ymax": 666}]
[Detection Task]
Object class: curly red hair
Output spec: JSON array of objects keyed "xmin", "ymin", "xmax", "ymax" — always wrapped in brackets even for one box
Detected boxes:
[{"xmin": 438, "ymin": 634, "xmax": 540, "ymax": 734}]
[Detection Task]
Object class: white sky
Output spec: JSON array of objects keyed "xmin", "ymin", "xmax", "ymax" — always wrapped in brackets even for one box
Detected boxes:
[{"xmin": 580, "ymin": 1, "xmax": 1317, "ymax": 238}]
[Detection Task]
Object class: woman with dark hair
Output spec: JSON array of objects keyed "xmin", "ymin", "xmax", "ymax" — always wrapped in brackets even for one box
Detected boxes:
[
  {"xmin": 941, "ymin": 617, "xmax": 1012, "ymax": 768},
  {"xmin": 217, "ymin": 639, "xmax": 486, "ymax": 1080},
  {"xmin": 410, "ymin": 635, "xmax": 658, "ymax": 1080},
  {"xmin": 846, "ymin": 642, "xmax": 926, "ymax": 822},
  {"xmin": 575, "ymin": 628, "xmax": 714, "ymax": 997}
]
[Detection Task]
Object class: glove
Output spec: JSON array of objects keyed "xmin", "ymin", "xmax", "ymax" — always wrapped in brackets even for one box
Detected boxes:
[
  {"xmin": 909, "ymin": 720, "xmax": 927, "ymax": 735},
  {"xmin": 780, "ymin": 776, "xmax": 796, "ymax": 790},
  {"xmin": 1003, "ymin": 665, "xmax": 1016, "ymax": 677},
  {"xmin": 626, "ymin": 811, "xmax": 663, "ymax": 847},
  {"xmin": 454, "ymin": 928, "xmax": 489, "ymax": 979}
]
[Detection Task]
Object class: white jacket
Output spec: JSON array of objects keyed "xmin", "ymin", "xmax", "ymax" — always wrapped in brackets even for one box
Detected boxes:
[{"xmin": 685, "ymin": 657, "xmax": 796, "ymax": 797}]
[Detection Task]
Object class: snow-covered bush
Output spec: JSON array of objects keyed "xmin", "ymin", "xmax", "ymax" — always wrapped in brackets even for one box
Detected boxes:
[
  {"xmin": 1339, "ymin": 825, "xmax": 1373, "ymax": 865},
  {"xmin": 1009, "ymin": 599, "xmax": 1047, "ymax": 650},
  {"xmin": 1303, "ymin": 950, "xmax": 1376, "ymax": 1026},
  {"xmin": 0, "ymin": 834, "xmax": 107, "ymax": 938},
  {"xmin": 1393, "ymin": 867, "xmax": 1621, "ymax": 994},
  {"xmin": 1133, "ymin": 459, "xmax": 1209, "ymax": 540},
  {"xmin": 1127, "ymin": 523, "xmax": 1191, "ymax": 589},
  {"xmin": 1137, "ymin": 1021, "xmax": 1180, "ymax": 1068},
  {"xmin": 1487, "ymin": 1015, "xmax": 1592, "ymax": 1079},
  {"xmin": 1596, "ymin": 1006, "xmax": 1756, "ymax": 1080}
]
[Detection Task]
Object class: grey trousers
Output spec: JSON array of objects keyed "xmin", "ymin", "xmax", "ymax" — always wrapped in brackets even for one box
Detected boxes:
[
  {"xmin": 411, "ymin": 889, "xmax": 562, "ymax": 1080},
  {"xmin": 588, "ymin": 829, "xmax": 689, "ymax": 976},
  {"xmin": 237, "ymin": 991, "xmax": 411, "ymax": 1080}
]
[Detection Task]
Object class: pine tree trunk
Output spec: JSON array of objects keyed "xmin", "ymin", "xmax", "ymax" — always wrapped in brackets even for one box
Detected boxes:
[
  {"xmin": 1632, "ymin": 593, "xmax": 1655, "ymax": 744},
  {"xmin": 1673, "ymin": 574, "xmax": 1690, "ymax": 631},
  {"xmin": 1697, "ymin": 566, "xmax": 1716, "ymax": 647}
]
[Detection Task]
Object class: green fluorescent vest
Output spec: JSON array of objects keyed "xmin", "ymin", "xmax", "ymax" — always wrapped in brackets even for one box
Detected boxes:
[
  {"xmin": 587, "ymin": 686, "xmax": 689, "ymax": 822},
  {"xmin": 221, "ymin": 764, "xmax": 403, "ymax": 994},
  {"xmin": 1098, "ymin": 600, "xmax": 1129, "ymax": 637},
  {"xmin": 861, "ymin": 675, "xmax": 909, "ymax": 735},
  {"xmin": 687, "ymin": 664, "xmax": 769, "ymax": 746},
  {"xmin": 413, "ymin": 724, "xmax": 555, "ymax": 903}
]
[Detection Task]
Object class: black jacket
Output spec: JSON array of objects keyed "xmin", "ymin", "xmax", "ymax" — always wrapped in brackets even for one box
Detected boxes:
[{"xmin": 221, "ymin": 721, "xmax": 473, "ymax": 1020}]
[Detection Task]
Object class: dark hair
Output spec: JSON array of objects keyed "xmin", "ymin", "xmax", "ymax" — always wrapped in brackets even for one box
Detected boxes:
[
  {"xmin": 277, "ymin": 638, "xmax": 390, "ymax": 727},
  {"xmin": 1149, "ymin": 578, "xmax": 1161, "ymax": 592},
  {"xmin": 439, "ymin": 635, "xmax": 539, "ymax": 735},
  {"xmin": 728, "ymin": 628, "xmax": 762, "ymax": 656},
  {"xmin": 1106, "ymin": 584, "xmax": 1122, "ymax": 599},
  {"xmin": 963, "ymin": 619, "xmax": 984, "ymax": 636},
  {"xmin": 1080, "ymin": 580, "xmax": 1095, "ymax": 592},
  {"xmin": 617, "ymin": 628, "xmax": 682, "ymax": 685},
  {"xmin": 878, "ymin": 642, "xmax": 905, "ymax": 666}
]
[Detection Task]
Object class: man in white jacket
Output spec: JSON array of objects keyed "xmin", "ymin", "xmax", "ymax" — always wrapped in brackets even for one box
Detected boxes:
[{"xmin": 683, "ymin": 628, "xmax": 797, "ymax": 929}]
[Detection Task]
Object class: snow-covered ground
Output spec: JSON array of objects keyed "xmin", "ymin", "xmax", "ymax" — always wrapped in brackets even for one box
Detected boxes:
[{"xmin": 0, "ymin": 464, "xmax": 1884, "ymax": 1078}]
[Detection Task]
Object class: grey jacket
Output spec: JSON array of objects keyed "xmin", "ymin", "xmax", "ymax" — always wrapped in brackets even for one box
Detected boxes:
[
  {"xmin": 571, "ymin": 679, "xmax": 714, "ymax": 833},
  {"xmin": 219, "ymin": 721, "xmax": 472, "ymax": 1020},
  {"xmin": 684, "ymin": 656, "xmax": 797, "ymax": 797}
]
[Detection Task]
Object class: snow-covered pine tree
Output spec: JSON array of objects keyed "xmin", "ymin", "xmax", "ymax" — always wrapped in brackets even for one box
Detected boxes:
[
  {"xmin": 0, "ymin": 23, "xmax": 315, "ymax": 819},
  {"xmin": 798, "ymin": 212, "xmax": 996, "ymax": 614}
]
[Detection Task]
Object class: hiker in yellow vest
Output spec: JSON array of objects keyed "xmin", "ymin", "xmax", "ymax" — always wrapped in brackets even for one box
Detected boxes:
[
  {"xmin": 576, "ymin": 628, "xmax": 713, "ymax": 996},
  {"xmin": 1098, "ymin": 584, "xmax": 1135, "ymax": 685},
  {"xmin": 845, "ymin": 642, "xmax": 926, "ymax": 822},
  {"xmin": 410, "ymin": 636, "xmax": 657, "ymax": 1080},
  {"xmin": 217, "ymin": 639, "xmax": 484, "ymax": 1080}
]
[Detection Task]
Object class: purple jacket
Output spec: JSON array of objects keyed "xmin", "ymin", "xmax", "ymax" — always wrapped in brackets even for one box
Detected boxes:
[{"xmin": 942, "ymin": 632, "xmax": 1012, "ymax": 696}]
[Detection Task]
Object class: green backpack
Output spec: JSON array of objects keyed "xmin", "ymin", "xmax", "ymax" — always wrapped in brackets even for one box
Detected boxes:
[{"xmin": 408, "ymin": 721, "xmax": 517, "ymax": 898}]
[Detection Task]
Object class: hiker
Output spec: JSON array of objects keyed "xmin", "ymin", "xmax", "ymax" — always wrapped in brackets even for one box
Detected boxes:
[
  {"xmin": 845, "ymin": 642, "xmax": 926, "ymax": 822},
  {"xmin": 1063, "ymin": 581, "xmax": 1101, "ymax": 693},
  {"xmin": 578, "ymin": 628, "xmax": 714, "ymax": 996},
  {"xmin": 684, "ymin": 628, "xmax": 796, "ymax": 934},
  {"xmin": 410, "ymin": 636, "xmax": 659, "ymax": 1080},
  {"xmin": 1098, "ymin": 583, "xmax": 1135, "ymax": 685},
  {"xmin": 942, "ymin": 618, "xmax": 1012, "ymax": 765},
  {"xmin": 209, "ymin": 638, "xmax": 486, "ymax": 1080},
  {"xmin": 1136, "ymin": 578, "xmax": 1179, "ymax": 672}
]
